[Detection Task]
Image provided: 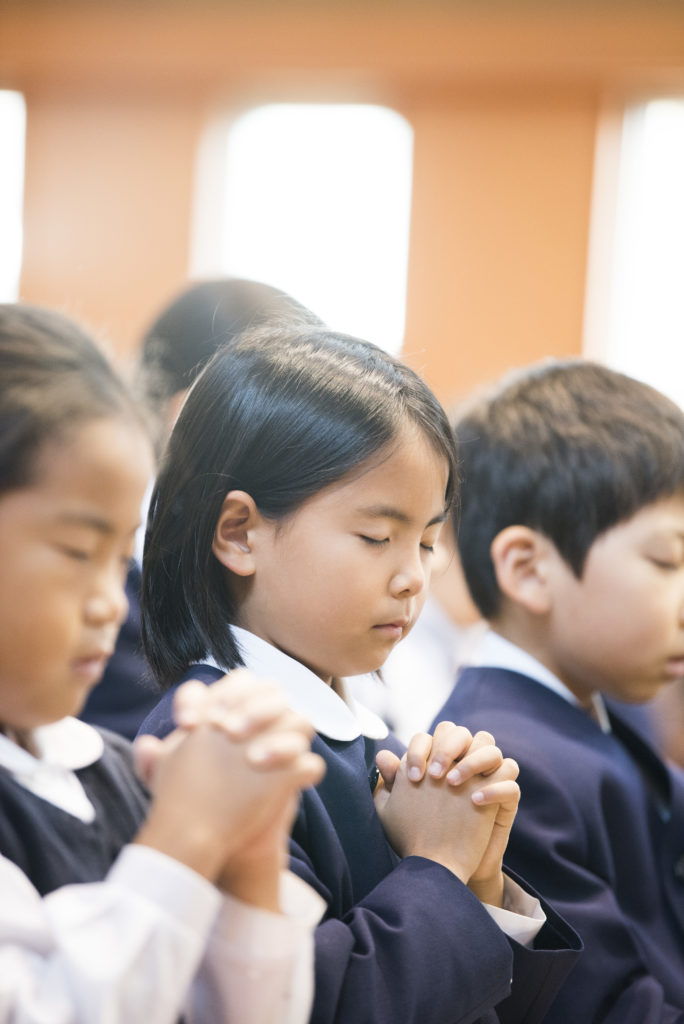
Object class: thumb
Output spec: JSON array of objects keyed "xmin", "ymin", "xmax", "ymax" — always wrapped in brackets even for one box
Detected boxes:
[
  {"xmin": 132, "ymin": 734, "xmax": 165, "ymax": 787},
  {"xmin": 376, "ymin": 748, "xmax": 402, "ymax": 792},
  {"xmin": 133, "ymin": 730, "xmax": 187, "ymax": 789}
]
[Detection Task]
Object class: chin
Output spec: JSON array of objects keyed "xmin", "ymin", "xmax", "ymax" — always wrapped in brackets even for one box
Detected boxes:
[{"xmin": 617, "ymin": 682, "xmax": 663, "ymax": 703}]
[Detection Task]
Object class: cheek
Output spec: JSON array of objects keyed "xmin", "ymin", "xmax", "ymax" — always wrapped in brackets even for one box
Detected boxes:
[
  {"xmin": 583, "ymin": 587, "xmax": 672, "ymax": 663},
  {"xmin": 413, "ymin": 588, "xmax": 429, "ymax": 621}
]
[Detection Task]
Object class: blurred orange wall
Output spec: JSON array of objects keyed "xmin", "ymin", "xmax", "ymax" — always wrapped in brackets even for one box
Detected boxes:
[{"xmin": 2, "ymin": 2, "xmax": 684, "ymax": 403}]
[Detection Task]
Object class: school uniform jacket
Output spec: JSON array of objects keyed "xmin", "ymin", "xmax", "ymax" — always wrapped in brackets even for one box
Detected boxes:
[
  {"xmin": 433, "ymin": 663, "xmax": 684, "ymax": 1023},
  {"xmin": 140, "ymin": 652, "xmax": 581, "ymax": 1024}
]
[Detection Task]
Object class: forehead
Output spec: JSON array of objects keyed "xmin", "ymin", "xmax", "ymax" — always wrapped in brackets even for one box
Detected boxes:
[
  {"xmin": 592, "ymin": 493, "xmax": 684, "ymax": 554},
  {"xmin": 308, "ymin": 426, "xmax": 449, "ymax": 516},
  {"xmin": 26, "ymin": 416, "xmax": 152, "ymax": 517},
  {"xmin": 626, "ymin": 493, "xmax": 684, "ymax": 533}
]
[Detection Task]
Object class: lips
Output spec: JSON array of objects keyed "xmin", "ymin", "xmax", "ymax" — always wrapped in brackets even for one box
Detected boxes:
[
  {"xmin": 373, "ymin": 619, "xmax": 410, "ymax": 640},
  {"xmin": 666, "ymin": 656, "xmax": 684, "ymax": 678},
  {"xmin": 72, "ymin": 649, "xmax": 114, "ymax": 683}
]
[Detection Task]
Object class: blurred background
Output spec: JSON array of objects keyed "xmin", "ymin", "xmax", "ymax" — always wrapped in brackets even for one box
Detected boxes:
[{"xmin": 1, "ymin": 0, "xmax": 684, "ymax": 409}]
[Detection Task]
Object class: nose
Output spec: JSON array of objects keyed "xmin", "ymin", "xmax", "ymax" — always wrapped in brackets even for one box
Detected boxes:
[
  {"xmin": 84, "ymin": 564, "xmax": 129, "ymax": 628},
  {"xmin": 390, "ymin": 549, "xmax": 428, "ymax": 598}
]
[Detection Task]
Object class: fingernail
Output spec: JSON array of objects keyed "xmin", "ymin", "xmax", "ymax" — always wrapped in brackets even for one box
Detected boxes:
[
  {"xmin": 472, "ymin": 790, "xmax": 485, "ymax": 803},
  {"xmin": 446, "ymin": 767, "xmax": 462, "ymax": 784},
  {"xmin": 211, "ymin": 708, "xmax": 249, "ymax": 734},
  {"xmin": 408, "ymin": 765, "xmax": 422, "ymax": 781},
  {"xmin": 428, "ymin": 761, "xmax": 443, "ymax": 778},
  {"xmin": 175, "ymin": 708, "xmax": 199, "ymax": 727},
  {"xmin": 247, "ymin": 743, "xmax": 269, "ymax": 764}
]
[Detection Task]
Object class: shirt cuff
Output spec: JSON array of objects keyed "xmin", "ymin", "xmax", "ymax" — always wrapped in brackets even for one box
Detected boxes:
[
  {"xmin": 483, "ymin": 874, "xmax": 546, "ymax": 947},
  {"xmin": 107, "ymin": 843, "xmax": 222, "ymax": 937},
  {"xmin": 211, "ymin": 871, "xmax": 325, "ymax": 960}
]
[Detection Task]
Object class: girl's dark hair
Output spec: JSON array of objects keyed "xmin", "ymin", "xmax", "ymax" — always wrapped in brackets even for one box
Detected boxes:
[
  {"xmin": 142, "ymin": 325, "xmax": 458, "ymax": 687},
  {"xmin": 0, "ymin": 303, "xmax": 147, "ymax": 498}
]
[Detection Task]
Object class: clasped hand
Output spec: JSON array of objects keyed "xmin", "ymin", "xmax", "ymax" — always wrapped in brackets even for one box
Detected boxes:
[
  {"xmin": 374, "ymin": 722, "xmax": 520, "ymax": 907},
  {"xmin": 132, "ymin": 670, "xmax": 325, "ymax": 906}
]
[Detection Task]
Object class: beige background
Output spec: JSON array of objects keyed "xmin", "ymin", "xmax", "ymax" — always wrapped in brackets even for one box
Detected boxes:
[{"xmin": 2, "ymin": 0, "xmax": 683, "ymax": 406}]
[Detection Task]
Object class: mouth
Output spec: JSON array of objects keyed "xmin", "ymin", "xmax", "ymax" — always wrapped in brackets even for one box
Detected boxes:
[
  {"xmin": 665, "ymin": 656, "xmax": 684, "ymax": 678},
  {"xmin": 373, "ymin": 619, "xmax": 410, "ymax": 641},
  {"xmin": 72, "ymin": 650, "xmax": 114, "ymax": 684}
]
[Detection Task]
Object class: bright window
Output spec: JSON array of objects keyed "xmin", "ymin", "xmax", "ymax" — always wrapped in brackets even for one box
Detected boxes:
[
  {"xmin": 192, "ymin": 103, "xmax": 413, "ymax": 355},
  {"xmin": 0, "ymin": 91, "xmax": 26, "ymax": 301},
  {"xmin": 591, "ymin": 98, "xmax": 684, "ymax": 408}
]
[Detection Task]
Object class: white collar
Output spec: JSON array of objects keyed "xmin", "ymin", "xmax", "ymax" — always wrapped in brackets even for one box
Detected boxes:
[
  {"xmin": 208, "ymin": 627, "xmax": 388, "ymax": 742},
  {"xmin": 469, "ymin": 629, "xmax": 611, "ymax": 733},
  {"xmin": 0, "ymin": 718, "xmax": 104, "ymax": 821}
]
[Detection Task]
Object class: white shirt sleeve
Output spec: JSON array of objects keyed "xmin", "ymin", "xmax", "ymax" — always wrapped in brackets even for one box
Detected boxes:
[
  {"xmin": 483, "ymin": 873, "xmax": 547, "ymax": 947},
  {"xmin": 0, "ymin": 847, "xmax": 323, "ymax": 1024},
  {"xmin": 0, "ymin": 845, "xmax": 221, "ymax": 1024},
  {"xmin": 187, "ymin": 871, "xmax": 326, "ymax": 1024}
]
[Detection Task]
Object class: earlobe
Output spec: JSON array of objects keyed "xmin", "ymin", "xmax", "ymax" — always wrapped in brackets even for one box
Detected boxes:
[
  {"xmin": 212, "ymin": 491, "xmax": 259, "ymax": 576},
  {"xmin": 490, "ymin": 525, "xmax": 552, "ymax": 615}
]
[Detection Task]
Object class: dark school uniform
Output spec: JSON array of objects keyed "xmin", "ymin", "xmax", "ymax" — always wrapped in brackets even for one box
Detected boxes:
[
  {"xmin": 139, "ymin": 628, "xmax": 582, "ymax": 1024},
  {"xmin": 433, "ymin": 630, "xmax": 684, "ymax": 1023},
  {"xmin": 0, "ymin": 719, "xmax": 148, "ymax": 895}
]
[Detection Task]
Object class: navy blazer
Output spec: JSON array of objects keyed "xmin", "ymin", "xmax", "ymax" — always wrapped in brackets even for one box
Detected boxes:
[
  {"xmin": 140, "ymin": 664, "xmax": 581, "ymax": 1024},
  {"xmin": 433, "ymin": 666, "xmax": 684, "ymax": 1023}
]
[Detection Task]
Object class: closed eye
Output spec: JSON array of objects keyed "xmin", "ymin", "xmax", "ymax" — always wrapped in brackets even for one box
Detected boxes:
[
  {"xmin": 650, "ymin": 558, "xmax": 679, "ymax": 571},
  {"xmin": 421, "ymin": 543, "xmax": 435, "ymax": 553},
  {"xmin": 360, "ymin": 536, "xmax": 389, "ymax": 547},
  {"xmin": 58, "ymin": 545, "xmax": 92, "ymax": 562}
]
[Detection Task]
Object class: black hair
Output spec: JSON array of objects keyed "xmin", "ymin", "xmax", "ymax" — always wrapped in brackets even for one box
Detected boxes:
[
  {"xmin": 0, "ymin": 303, "xmax": 147, "ymax": 499},
  {"xmin": 455, "ymin": 359, "xmax": 684, "ymax": 619},
  {"xmin": 137, "ymin": 277, "xmax": 320, "ymax": 451},
  {"xmin": 142, "ymin": 324, "xmax": 458, "ymax": 687}
]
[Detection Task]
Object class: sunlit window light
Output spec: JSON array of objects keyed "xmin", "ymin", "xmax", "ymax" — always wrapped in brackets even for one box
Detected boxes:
[
  {"xmin": 0, "ymin": 91, "xmax": 26, "ymax": 302},
  {"xmin": 603, "ymin": 98, "xmax": 684, "ymax": 409},
  {"xmin": 192, "ymin": 103, "xmax": 413, "ymax": 356}
]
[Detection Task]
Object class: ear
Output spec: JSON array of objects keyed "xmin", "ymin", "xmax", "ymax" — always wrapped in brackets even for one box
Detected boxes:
[
  {"xmin": 490, "ymin": 525, "xmax": 553, "ymax": 616},
  {"xmin": 212, "ymin": 490, "xmax": 260, "ymax": 577}
]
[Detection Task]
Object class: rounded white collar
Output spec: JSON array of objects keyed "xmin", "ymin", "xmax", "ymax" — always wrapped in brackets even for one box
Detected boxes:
[{"xmin": 207, "ymin": 628, "xmax": 389, "ymax": 742}]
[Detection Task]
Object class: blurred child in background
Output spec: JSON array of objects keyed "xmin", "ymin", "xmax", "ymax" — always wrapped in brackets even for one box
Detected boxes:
[{"xmin": 0, "ymin": 303, "xmax": 325, "ymax": 1024}]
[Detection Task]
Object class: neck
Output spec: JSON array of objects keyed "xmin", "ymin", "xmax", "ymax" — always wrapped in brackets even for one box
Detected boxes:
[
  {"xmin": 0, "ymin": 725, "xmax": 37, "ymax": 755},
  {"xmin": 487, "ymin": 619, "xmax": 594, "ymax": 709},
  {"xmin": 488, "ymin": 613, "xmax": 546, "ymax": 662}
]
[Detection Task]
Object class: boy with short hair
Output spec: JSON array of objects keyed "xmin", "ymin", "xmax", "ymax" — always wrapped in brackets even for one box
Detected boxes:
[{"xmin": 433, "ymin": 359, "xmax": 684, "ymax": 1022}]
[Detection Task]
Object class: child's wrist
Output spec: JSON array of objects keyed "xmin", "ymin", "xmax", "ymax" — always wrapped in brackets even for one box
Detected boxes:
[
  {"xmin": 467, "ymin": 871, "xmax": 505, "ymax": 908},
  {"xmin": 134, "ymin": 818, "xmax": 228, "ymax": 883},
  {"xmin": 407, "ymin": 844, "xmax": 472, "ymax": 884},
  {"xmin": 219, "ymin": 847, "xmax": 282, "ymax": 912}
]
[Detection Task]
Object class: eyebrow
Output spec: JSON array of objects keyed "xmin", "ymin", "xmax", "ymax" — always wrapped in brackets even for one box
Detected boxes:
[
  {"xmin": 54, "ymin": 510, "xmax": 115, "ymax": 535},
  {"xmin": 358, "ymin": 505, "xmax": 448, "ymax": 528}
]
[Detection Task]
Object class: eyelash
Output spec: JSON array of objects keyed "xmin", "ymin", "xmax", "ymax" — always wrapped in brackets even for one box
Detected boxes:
[
  {"xmin": 360, "ymin": 536, "xmax": 435, "ymax": 553},
  {"xmin": 651, "ymin": 558, "xmax": 678, "ymax": 571},
  {"xmin": 60, "ymin": 546, "xmax": 91, "ymax": 562},
  {"xmin": 59, "ymin": 546, "xmax": 134, "ymax": 574}
]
